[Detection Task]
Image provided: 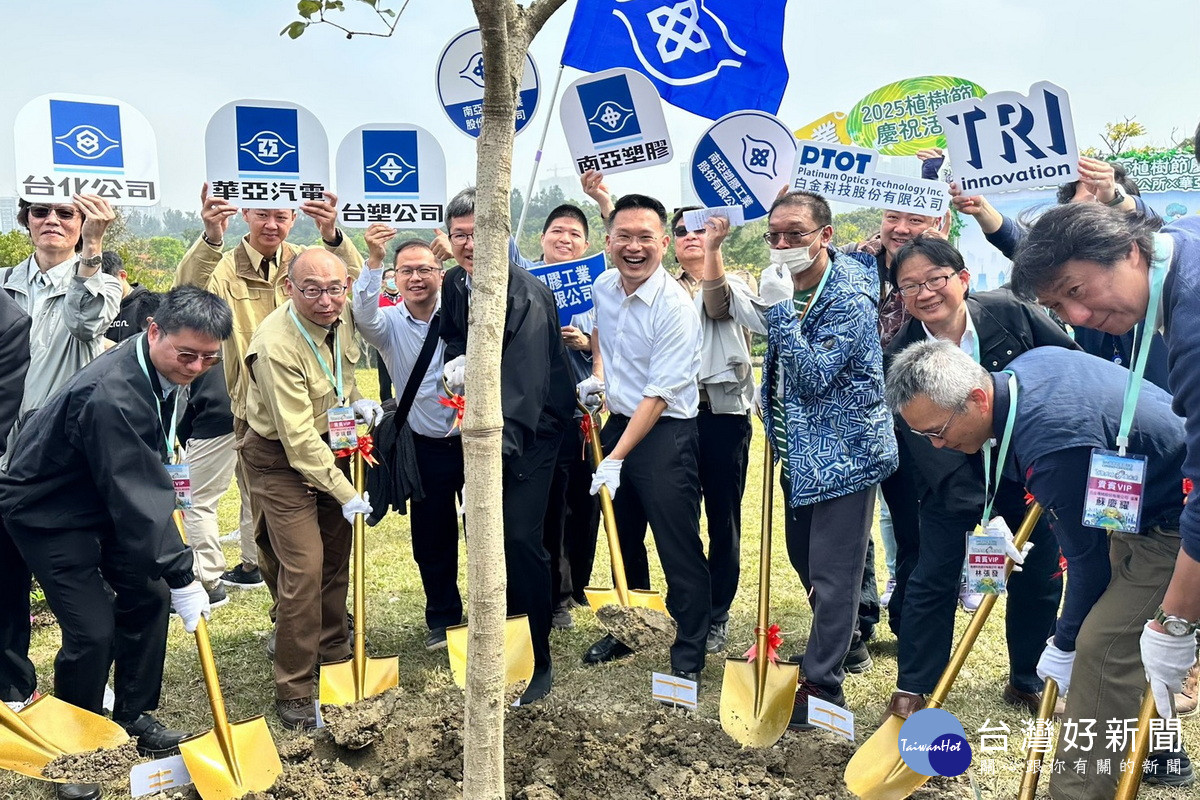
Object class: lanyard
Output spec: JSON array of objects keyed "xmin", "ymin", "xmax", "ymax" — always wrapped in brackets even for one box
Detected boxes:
[
  {"xmin": 1115, "ymin": 234, "xmax": 1173, "ymax": 456},
  {"xmin": 800, "ymin": 258, "xmax": 834, "ymax": 317},
  {"xmin": 288, "ymin": 306, "xmax": 344, "ymax": 403},
  {"xmin": 135, "ymin": 333, "xmax": 181, "ymax": 463},
  {"xmin": 980, "ymin": 372, "xmax": 1018, "ymax": 527}
]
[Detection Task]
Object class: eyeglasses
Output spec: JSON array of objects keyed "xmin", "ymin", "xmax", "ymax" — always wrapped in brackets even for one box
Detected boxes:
[
  {"xmin": 673, "ymin": 226, "xmax": 704, "ymax": 238},
  {"xmin": 166, "ymin": 341, "xmax": 222, "ymax": 366},
  {"xmin": 611, "ymin": 234, "xmax": 660, "ymax": 246},
  {"xmin": 897, "ymin": 272, "xmax": 958, "ymax": 297},
  {"xmin": 449, "ymin": 232, "xmax": 474, "ymax": 244},
  {"xmin": 910, "ymin": 407, "xmax": 960, "ymax": 440},
  {"xmin": 763, "ymin": 228, "xmax": 820, "ymax": 246},
  {"xmin": 248, "ymin": 211, "xmax": 294, "ymax": 224},
  {"xmin": 398, "ymin": 266, "xmax": 439, "ymax": 278},
  {"xmin": 28, "ymin": 205, "xmax": 78, "ymax": 221},
  {"xmin": 295, "ymin": 284, "xmax": 347, "ymax": 299}
]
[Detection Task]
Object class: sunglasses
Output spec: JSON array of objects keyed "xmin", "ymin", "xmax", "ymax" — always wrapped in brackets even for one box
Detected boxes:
[
  {"xmin": 673, "ymin": 226, "xmax": 705, "ymax": 238},
  {"xmin": 28, "ymin": 206, "xmax": 78, "ymax": 221},
  {"xmin": 166, "ymin": 340, "xmax": 222, "ymax": 366}
]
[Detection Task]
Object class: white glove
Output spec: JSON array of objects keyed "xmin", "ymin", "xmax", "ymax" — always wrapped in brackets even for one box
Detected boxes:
[
  {"xmin": 757, "ymin": 263, "xmax": 793, "ymax": 307},
  {"xmin": 589, "ymin": 456, "xmax": 624, "ymax": 498},
  {"xmin": 577, "ymin": 376, "xmax": 605, "ymax": 406},
  {"xmin": 341, "ymin": 492, "xmax": 372, "ymax": 524},
  {"xmin": 985, "ymin": 516, "xmax": 1033, "ymax": 570},
  {"xmin": 443, "ymin": 355, "xmax": 466, "ymax": 395},
  {"xmin": 170, "ymin": 581, "xmax": 211, "ymax": 634},
  {"xmin": 1140, "ymin": 621, "xmax": 1199, "ymax": 718},
  {"xmin": 1036, "ymin": 640, "xmax": 1076, "ymax": 696},
  {"xmin": 351, "ymin": 398, "xmax": 384, "ymax": 427}
]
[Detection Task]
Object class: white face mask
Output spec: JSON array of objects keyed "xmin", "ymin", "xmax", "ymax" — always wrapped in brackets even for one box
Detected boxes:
[{"xmin": 768, "ymin": 236, "xmax": 822, "ymax": 275}]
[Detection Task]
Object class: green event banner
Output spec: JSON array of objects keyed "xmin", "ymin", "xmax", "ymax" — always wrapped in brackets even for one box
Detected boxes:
[{"xmin": 846, "ymin": 76, "xmax": 987, "ymax": 155}]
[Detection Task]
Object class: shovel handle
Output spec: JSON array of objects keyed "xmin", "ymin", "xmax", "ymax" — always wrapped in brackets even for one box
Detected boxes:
[
  {"xmin": 1017, "ymin": 677, "xmax": 1059, "ymax": 800},
  {"xmin": 754, "ymin": 439, "xmax": 775, "ymax": 699},
  {"xmin": 1113, "ymin": 687, "xmax": 1157, "ymax": 800},
  {"xmin": 579, "ymin": 401, "xmax": 631, "ymax": 606},
  {"xmin": 351, "ymin": 449, "xmax": 367, "ymax": 700}
]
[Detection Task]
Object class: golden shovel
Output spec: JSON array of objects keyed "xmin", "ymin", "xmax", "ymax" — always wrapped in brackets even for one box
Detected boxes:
[
  {"xmin": 320, "ymin": 448, "xmax": 400, "ymax": 704},
  {"xmin": 577, "ymin": 400, "xmax": 668, "ymax": 615},
  {"xmin": 172, "ymin": 512, "xmax": 281, "ymax": 800},
  {"xmin": 1017, "ymin": 677, "xmax": 1059, "ymax": 800},
  {"xmin": 720, "ymin": 439, "xmax": 800, "ymax": 747},
  {"xmin": 1113, "ymin": 686, "xmax": 1157, "ymax": 800},
  {"xmin": 0, "ymin": 694, "xmax": 128, "ymax": 781},
  {"xmin": 844, "ymin": 503, "xmax": 1044, "ymax": 800}
]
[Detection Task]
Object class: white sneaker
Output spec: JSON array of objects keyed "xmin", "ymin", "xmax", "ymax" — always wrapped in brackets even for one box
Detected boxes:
[
  {"xmin": 3, "ymin": 691, "xmax": 37, "ymax": 712},
  {"xmin": 218, "ymin": 530, "xmax": 240, "ymax": 544},
  {"xmin": 959, "ymin": 580, "xmax": 983, "ymax": 613},
  {"xmin": 103, "ymin": 684, "xmax": 115, "ymax": 715},
  {"xmin": 880, "ymin": 578, "xmax": 897, "ymax": 609}
]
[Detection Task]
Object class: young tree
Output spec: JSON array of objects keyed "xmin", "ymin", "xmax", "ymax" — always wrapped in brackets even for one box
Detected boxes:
[{"xmin": 283, "ymin": 2, "xmax": 566, "ymax": 797}]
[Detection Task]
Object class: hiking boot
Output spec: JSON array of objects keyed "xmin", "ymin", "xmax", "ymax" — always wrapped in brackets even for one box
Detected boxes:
[
  {"xmin": 881, "ymin": 691, "xmax": 926, "ymax": 723},
  {"xmin": 118, "ymin": 713, "xmax": 190, "ymax": 757},
  {"xmin": 1143, "ymin": 749, "xmax": 1195, "ymax": 787},
  {"xmin": 551, "ymin": 602, "xmax": 574, "ymax": 630},
  {"xmin": 425, "ymin": 627, "xmax": 448, "ymax": 651},
  {"xmin": 1176, "ymin": 662, "xmax": 1199, "ymax": 717},
  {"xmin": 276, "ymin": 697, "xmax": 317, "ymax": 731},
  {"xmin": 706, "ymin": 621, "xmax": 729, "ymax": 654},
  {"xmin": 220, "ymin": 563, "xmax": 264, "ymax": 589},
  {"xmin": 1002, "ymin": 683, "xmax": 1042, "ymax": 716},
  {"xmin": 789, "ymin": 679, "xmax": 845, "ymax": 731},
  {"xmin": 206, "ymin": 584, "xmax": 229, "ymax": 610},
  {"xmin": 55, "ymin": 784, "xmax": 101, "ymax": 800}
]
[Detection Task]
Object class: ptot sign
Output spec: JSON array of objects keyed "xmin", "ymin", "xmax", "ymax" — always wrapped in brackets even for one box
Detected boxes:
[{"xmin": 796, "ymin": 145, "xmax": 875, "ymax": 175}]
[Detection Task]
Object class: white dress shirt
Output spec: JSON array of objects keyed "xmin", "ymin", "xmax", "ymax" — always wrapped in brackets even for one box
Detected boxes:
[
  {"xmin": 352, "ymin": 266, "xmax": 458, "ymax": 438},
  {"xmin": 922, "ymin": 305, "xmax": 979, "ymax": 360},
  {"xmin": 593, "ymin": 264, "xmax": 701, "ymax": 419}
]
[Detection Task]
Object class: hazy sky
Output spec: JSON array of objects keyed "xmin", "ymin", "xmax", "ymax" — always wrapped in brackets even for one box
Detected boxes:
[{"xmin": 1, "ymin": 0, "xmax": 1196, "ymax": 213}]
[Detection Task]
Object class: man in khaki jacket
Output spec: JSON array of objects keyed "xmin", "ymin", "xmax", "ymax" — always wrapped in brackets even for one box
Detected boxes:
[{"xmin": 173, "ymin": 183, "xmax": 362, "ymax": 609}]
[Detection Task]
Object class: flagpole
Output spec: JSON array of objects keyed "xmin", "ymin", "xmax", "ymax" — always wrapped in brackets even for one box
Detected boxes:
[{"xmin": 514, "ymin": 63, "xmax": 565, "ymax": 241}]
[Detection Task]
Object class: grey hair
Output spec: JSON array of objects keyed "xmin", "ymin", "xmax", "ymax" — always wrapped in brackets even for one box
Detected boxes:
[
  {"xmin": 153, "ymin": 286, "xmax": 233, "ymax": 340},
  {"xmin": 445, "ymin": 187, "xmax": 476, "ymax": 229},
  {"xmin": 885, "ymin": 340, "xmax": 989, "ymax": 413}
]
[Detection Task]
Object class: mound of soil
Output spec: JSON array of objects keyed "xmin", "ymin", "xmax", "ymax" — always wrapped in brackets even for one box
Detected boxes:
[
  {"xmin": 42, "ymin": 741, "xmax": 140, "ymax": 783},
  {"xmin": 595, "ymin": 605, "xmax": 676, "ymax": 652}
]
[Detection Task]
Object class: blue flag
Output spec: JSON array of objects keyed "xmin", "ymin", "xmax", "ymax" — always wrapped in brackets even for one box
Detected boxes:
[{"xmin": 561, "ymin": 0, "xmax": 789, "ymax": 120}]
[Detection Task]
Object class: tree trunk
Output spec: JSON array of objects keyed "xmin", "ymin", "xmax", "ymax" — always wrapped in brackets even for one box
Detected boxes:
[{"xmin": 463, "ymin": 2, "xmax": 564, "ymax": 798}]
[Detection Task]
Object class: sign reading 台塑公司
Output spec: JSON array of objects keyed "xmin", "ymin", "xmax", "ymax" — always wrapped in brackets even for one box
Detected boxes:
[
  {"xmin": 335, "ymin": 124, "xmax": 447, "ymax": 229},
  {"xmin": 789, "ymin": 140, "xmax": 949, "ymax": 217},
  {"xmin": 204, "ymin": 99, "xmax": 329, "ymax": 209},
  {"xmin": 14, "ymin": 93, "xmax": 160, "ymax": 205},
  {"xmin": 561, "ymin": 68, "xmax": 672, "ymax": 176},
  {"xmin": 938, "ymin": 81, "xmax": 1079, "ymax": 196}
]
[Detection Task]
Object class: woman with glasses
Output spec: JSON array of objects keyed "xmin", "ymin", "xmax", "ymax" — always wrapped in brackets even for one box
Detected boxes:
[{"xmin": 878, "ymin": 235, "xmax": 1077, "ymax": 724}]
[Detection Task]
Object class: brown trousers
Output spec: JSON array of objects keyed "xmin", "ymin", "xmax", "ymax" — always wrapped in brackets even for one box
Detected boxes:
[{"xmin": 240, "ymin": 428, "xmax": 352, "ymax": 700}]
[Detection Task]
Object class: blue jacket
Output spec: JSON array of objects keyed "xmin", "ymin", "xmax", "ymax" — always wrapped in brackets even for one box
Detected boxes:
[
  {"xmin": 1162, "ymin": 214, "xmax": 1200, "ymax": 562},
  {"xmin": 761, "ymin": 250, "xmax": 898, "ymax": 506}
]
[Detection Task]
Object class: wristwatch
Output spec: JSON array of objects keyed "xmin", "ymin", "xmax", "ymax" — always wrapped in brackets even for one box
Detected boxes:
[
  {"xmin": 78, "ymin": 254, "xmax": 103, "ymax": 270},
  {"xmin": 1153, "ymin": 606, "xmax": 1200, "ymax": 636},
  {"xmin": 1104, "ymin": 188, "xmax": 1127, "ymax": 207}
]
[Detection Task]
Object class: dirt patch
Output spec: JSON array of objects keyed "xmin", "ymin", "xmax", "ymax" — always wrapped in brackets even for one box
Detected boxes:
[
  {"xmin": 595, "ymin": 604, "xmax": 676, "ymax": 651},
  {"xmin": 250, "ymin": 692, "xmax": 967, "ymax": 800},
  {"xmin": 42, "ymin": 740, "xmax": 140, "ymax": 783},
  {"xmin": 320, "ymin": 688, "xmax": 403, "ymax": 750}
]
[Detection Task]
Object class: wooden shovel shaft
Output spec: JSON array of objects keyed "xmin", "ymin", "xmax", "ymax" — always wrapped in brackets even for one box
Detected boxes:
[
  {"xmin": 928, "ymin": 503, "xmax": 1043, "ymax": 708},
  {"xmin": 580, "ymin": 403, "xmax": 631, "ymax": 606},
  {"xmin": 1017, "ymin": 677, "xmax": 1059, "ymax": 800},
  {"xmin": 754, "ymin": 440, "xmax": 775, "ymax": 714},
  {"xmin": 352, "ymin": 450, "xmax": 367, "ymax": 700}
]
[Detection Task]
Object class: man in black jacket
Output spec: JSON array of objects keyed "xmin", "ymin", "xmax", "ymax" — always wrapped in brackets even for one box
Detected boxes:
[
  {"xmin": 880, "ymin": 237, "xmax": 1075, "ymax": 720},
  {"xmin": 437, "ymin": 187, "xmax": 576, "ymax": 705},
  {"xmin": 101, "ymin": 251, "xmax": 162, "ymax": 344},
  {"xmin": 0, "ymin": 287, "xmax": 232, "ymax": 769}
]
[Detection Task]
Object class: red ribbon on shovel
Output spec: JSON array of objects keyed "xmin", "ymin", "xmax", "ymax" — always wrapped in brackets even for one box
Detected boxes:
[
  {"xmin": 335, "ymin": 434, "xmax": 378, "ymax": 466},
  {"xmin": 743, "ymin": 624, "xmax": 783, "ymax": 665},
  {"xmin": 439, "ymin": 394, "xmax": 466, "ymax": 429}
]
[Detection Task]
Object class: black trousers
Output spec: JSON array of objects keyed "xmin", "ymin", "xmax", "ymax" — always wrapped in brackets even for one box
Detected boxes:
[
  {"xmin": 499, "ymin": 431, "xmax": 562, "ymax": 672},
  {"xmin": 897, "ymin": 481, "xmax": 1062, "ymax": 695},
  {"xmin": 603, "ymin": 414, "xmax": 710, "ymax": 673},
  {"xmin": 378, "ymin": 362, "xmax": 394, "ymax": 402},
  {"xmin": 0, "ymin": 519, "xmax": 35, "ymax": 703},
  {"xmin": 696, "ymin": 406, "xmax": 751, "ymax": 624},
  {"xmin": 542, "ymin": 423, "xmax": 600, "ymax": 605},
  {"xmin": 879, "ymin": 435, "xmax": 921, "ymax": 636},
  {"xmin": 7, "ymin": 520, "xmax": 170, "ymax": 720},
  {"xmin": 411, "ymin": 434, "xmax": 465, "ymax": 630}
]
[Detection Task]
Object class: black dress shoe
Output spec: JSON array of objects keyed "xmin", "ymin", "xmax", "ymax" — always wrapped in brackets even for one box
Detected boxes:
[
  {"xmin": 117, "ymin": 712, "xmax": 190, "ymax": 757},
  {"xmin": 582, "ymin": 634, "xmax": 634, "ymax": 665},
  {"xmin": 56, "ymin": 784, "xmax": 101, "ymax": 800},
  {"xmin": 1002, "ymin": 683, "xmax": 1042, "ymax": 715}
]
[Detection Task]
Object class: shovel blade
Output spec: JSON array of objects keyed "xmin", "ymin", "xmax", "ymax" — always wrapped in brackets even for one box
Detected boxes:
[
  {"xmin": 718, "ymin": 658, "xmax": 800, "ymax": 748},
  {"xmin": 179, "ymin": 716, "xmax": 283, "ymax": 800},
  {"xmin": 844, "ymin": 714, "xmax": 928, "ymax": 800},
  {"xmin": 0, "ymin": 695, "xmax": 129, "ymax": 780},
  {"xmin": 446, "ymin": 615, "xmax": 535, "ymax": 690},
  {"xmin": 628, "ymin": 589, "xmax": 668, "ymax": 616},
  {"xmin": 319, "ymin": 655, "xmax": 400, "ymax": 706},
  {"xmin": 584, "ymin": 587, "xmax": 620, "ymax": 613}
]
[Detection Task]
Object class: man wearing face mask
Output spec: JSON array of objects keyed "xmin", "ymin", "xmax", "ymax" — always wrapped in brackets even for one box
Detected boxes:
[
  {"xmin": 756, "ymin": 191, "xmax": 898, "ymax": 729},
  {"xmin": 375, "ymin": 267, "xmax": 402, "ymax": 401}
]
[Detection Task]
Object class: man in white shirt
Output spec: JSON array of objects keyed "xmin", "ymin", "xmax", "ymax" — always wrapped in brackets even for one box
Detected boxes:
[
  {"xmin": 580, "ymin": 193, "xmax": 710, "ymax": 692},
  {"xmin": 352, "ymin": 227, "xmax": 463, "ymax": 651}
]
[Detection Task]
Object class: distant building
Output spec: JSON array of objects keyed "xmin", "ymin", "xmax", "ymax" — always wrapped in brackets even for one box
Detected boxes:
[
  {"xmin": 0, "ymin": 197, "xmax": 18, "ymax": 233},
  {"xmin": 679, "ymin": 160, "xmax": 700, "ymax": 207}
]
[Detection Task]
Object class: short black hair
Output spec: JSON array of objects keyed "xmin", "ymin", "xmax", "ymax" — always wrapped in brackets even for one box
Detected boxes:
[
  {"xmin": 153, "ymin": 286, "xmax": 233, "ymax": 340},
  {"xmin": 670, "ymin": 205, "xmax": 701, "ymax": 231},
  {"xmin": 768, "ymin": 191, "xmax": 832, "ymax": 229},
  {"xmin": 1055, "ymin": 161, "xmax": 1140, "ymax": 205},
  {"xmin": 1011, "ymin": 203, "xmax": 1157, "ymax": 301},
  {"xmin": 445, "ymin": 187, "xmax": 475, "ymax": 229},
  {"xmin": 542, "ymin": 204, "xmax": 589, "ymax": 238},
  {"xmin": 606, "ymin": 194, "xmax": 667, "ymax": 231},
  {"xmin": 891, "ymin": 237, "xmax": 966, "ymax": 288},
  {"xmin": 393, "ymin": 239, "xmax": 435, "ymax": 262},
  {"xmin": 101, "ymin": 250, "xmax": 124, "ymax": 278}
]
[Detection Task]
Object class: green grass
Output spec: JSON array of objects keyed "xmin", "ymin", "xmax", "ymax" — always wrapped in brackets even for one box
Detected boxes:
[{"xmin": 2, "ymin": 368, "xmax": 1195, "ymax": 798}]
